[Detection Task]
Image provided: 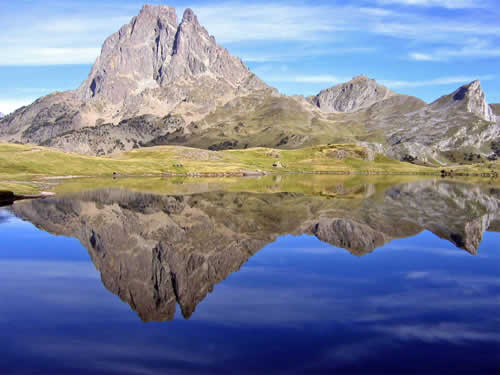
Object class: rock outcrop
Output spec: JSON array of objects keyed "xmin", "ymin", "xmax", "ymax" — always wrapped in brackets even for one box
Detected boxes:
[
  {"xmin": 0, "ymin": 5, "xmax": 271, "ymax": 146},
  {"xmin": 380, "ymin": 80, "xmax": 500, "ymax": 163},
  {"xmin": 490, "ymin": 104, "xmax": 500, "ymax": 116},
  {"xmin": 77, "ymin": 5, "xmax": 268, "ymax": 119},
  {"xmin": 312, "ymin": 75, "xmax": 395, "ymax": 113},
  {"xmin": 9, "ymin": 180, "xmax": 500, "ymax": 321},
  {"xmin": 429, "ymin": 80, "xmax": 496, "ymax": 122}
]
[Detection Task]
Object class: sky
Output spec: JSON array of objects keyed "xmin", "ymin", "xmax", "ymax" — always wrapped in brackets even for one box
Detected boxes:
[{"xmin": 0, "ymin": 0, "xmax": 499, "ymax": 114}]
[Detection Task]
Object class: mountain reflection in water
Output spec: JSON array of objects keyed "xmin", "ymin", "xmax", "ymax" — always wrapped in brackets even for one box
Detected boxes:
[{"xmin": 9, "ymin": 179, "xmax": 500, "ymax": 323}]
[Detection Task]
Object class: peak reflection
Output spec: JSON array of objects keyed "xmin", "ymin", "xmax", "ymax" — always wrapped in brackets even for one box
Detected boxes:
[{"xmin": 9, "ymin": 179, "xmax": 500, "ymax": 322}]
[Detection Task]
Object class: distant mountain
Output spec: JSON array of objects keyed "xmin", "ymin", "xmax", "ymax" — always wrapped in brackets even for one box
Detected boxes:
[
  {"xmin": 0, "ymin": 4, "xmax": 498, "ymax": 165},
  {"xmin": 383, "ymin": 80, "xmax": 499, "ymax": 162},
  {"xmin": 311, "ymin": 75, "xmax": 396, "ymax": 113},
  {"xmin": 429, "ymin": 80, "xmax": 495, "ymax": 122}
]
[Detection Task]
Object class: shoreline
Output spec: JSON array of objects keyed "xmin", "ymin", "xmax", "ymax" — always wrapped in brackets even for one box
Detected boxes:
[
  {"xmin": 0, "ymin": 169, "xmax": 498, "ymax": 200},
  {"xmin": 0, "ymin": 190, "xmax": 55, "ymax": 206}
]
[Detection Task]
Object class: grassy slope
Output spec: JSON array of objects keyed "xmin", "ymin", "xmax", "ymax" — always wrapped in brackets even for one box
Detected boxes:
[
  {"xmin": 0, "ymin": 142, "xmax": 428, "ymax": 179},
  {"xmin": 0, "ymin": 142, "xmax": 497, "ymax": 195},
  {"xmin": 175, "ymin": 93, "xmax": 365, "ymax": 149}
]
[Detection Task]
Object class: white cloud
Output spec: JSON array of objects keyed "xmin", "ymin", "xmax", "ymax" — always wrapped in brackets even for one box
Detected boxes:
[
  {"xmin": 194, "ymin": 4, "xmax": 350, "ymax": 43},
  {"xmin": 410, "ymin": 43, "xmax": 500, "ymax": 62},
  {"xmin": 376, "ymin": 0, "xmax": 484, "ymax": 8},
  {"xmin": 409, "ymin": 52, "xmax": 436, "ymax": 61},
  {"xmin": 0, "ymin": 98, "xmax": 38, "ymax": 114},
  {"xmin": 239, "ymin": 47, "xmax": 376, "ymax": 63},
  {"xmin": 0, "ymin": 3, "xmax": 134, "ymax": 66},
  {"xmin": 195, "ymin": 2, "xmax": 500, "ymax": 45},
  {"xmin": 372, "ymin": 22, "xmax": 500, "ymax": 42},
  {"xmin": 0, "ymin": 48, "xmax": 100, "ymax": 66},
  {"xmin": 380, "ymin": 75, "xmax": 495, "ymax": 88},
  {"xmin": 376, "ymin": 323, "xmax": 500, "ymax": 343},
  {"xmin": 266, "ymin": 74, "xmax": 349, "ymax": 84},
  {"xmin": 265, "ymin": 74, "xmax": 494, "ymax": 88},
  {"xmin": 0, "ymin": 1, "xmax": 498, "ymax": 66}
]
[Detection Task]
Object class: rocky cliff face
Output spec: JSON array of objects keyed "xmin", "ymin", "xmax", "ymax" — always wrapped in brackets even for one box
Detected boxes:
[
  {"xmin": 429, "ymin": 80, "xmax": 496, "ymax": 122},
  {"xmin": 380, "ymin": 80, "xmax": 500, "ymax": 163},
  {"xmin": 0, "ymin": 5, "xmax": 271, "ymax": 146},
  {"xmin": 77, "ymin": 5, "xmax": 268, "ymax": 119},
  {"xmin": 10, "ymin": 180, "xmax": 500, "ymax": 321},
  {"xmin": 312, "ymin": 75, "xmax": 395, "ymax": 113}
]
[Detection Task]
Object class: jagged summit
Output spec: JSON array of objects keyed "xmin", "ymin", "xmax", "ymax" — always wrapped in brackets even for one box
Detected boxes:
[
  {"xmin": 430, "ymin": 80, "xmax": 496, "ymax": 122},
  {"xmin": 182, "ymin": 8, "xmax": 197, "ymax": 23},
  {"xmin": 0, "ymin": 4, "xmax": 271, "ymax": 145},
  {"xmin": 77, "ymin": 4, "xmax": 268, "ymax": 114},
  {"xmin": 313, "ymin": 75, "xmax": 395, "ymax": 113},
  {"xmin": 77, "ymin": 4, "xmax": 178, "ymax": 103}
]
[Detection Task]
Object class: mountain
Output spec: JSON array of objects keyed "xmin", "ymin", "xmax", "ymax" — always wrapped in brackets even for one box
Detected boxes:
[
  {"xmin": 429, "ymin": 80, "xmax": 495, "ymax": 122},
  {"xmin": 0, "ymin": 5, "xmax": 272, "ymax": 150},
  {"xmin": 10, "ymin": 180, "xmax": 500, "ymax": 321},
  {"xmin": 76, "ymin": 5, "xmax": 270, "ymax": 120},
  {"xmin": 311, "ymin": 75, "xmax": 396, "ymax": 113},
  {"xmin": 0, "ymin": 4, "xmax": 498, "ymax": 165},
  {"xmin": 382, "ymin": 80, "xmax": 499, "ymax": 162}
]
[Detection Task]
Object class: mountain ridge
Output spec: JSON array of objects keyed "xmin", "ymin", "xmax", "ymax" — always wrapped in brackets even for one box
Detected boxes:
[{"xmin": 0, "ymin": 4, "xmax": 498, "ymax": 165}]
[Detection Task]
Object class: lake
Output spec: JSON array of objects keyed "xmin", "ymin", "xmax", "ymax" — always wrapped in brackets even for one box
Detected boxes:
[{"xmin": 0, "ymin": 176, "xmax": 499, "ymax": 374}]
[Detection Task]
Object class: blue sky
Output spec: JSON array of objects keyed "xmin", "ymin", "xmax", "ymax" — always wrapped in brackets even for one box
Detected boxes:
[{"xmin": 1, "ymin": 0, "xmax": 499, "ymax": 114}]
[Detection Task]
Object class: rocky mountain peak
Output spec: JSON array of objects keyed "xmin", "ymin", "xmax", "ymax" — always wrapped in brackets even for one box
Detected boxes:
[
  {"xmin": 313, "ymin": 75, "xmax": 395, "ymax": 113},
  {"xmin": 138, "ymin": 4, "xmax": 177, "ymax": 23},
  {"xmin": 182, "ymin": 8, "xmax": 198, "ymax": 23},
  {"xmin": 76, "ymin": 4, "xmax": 179, "ymax": 103},
  {"xmin": 431, "ymin": 80, "xmax": 496, "ymax": 122},
  {"xmin": 76, "ymin": 4, "xmax": 268, "ymax": 118},
  {"xmin": 352, "ymin": 75, "xmax": 372, "ymax": 82}
]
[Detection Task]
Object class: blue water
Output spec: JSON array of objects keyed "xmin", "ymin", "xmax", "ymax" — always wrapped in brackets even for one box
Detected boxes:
[{"xmin": 0, "ymin": 206, "xmax": 499, "ymax": 374}]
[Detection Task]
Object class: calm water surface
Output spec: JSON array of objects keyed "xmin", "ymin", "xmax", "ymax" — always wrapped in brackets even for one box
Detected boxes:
[{"xmin": 0, "ymin": 178, "xmax": 499, "ymax": 374}]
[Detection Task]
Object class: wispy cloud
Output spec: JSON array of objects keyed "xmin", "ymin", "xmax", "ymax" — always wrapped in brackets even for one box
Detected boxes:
[
  {"xmin": 0, "ymin": 1, "xmax": 499, "ymax": 65},
  {"xmin": 376, "ymin": 0, "xmax": 485, "ymax": 8},
  {"xmin": 239, "ymin": 47, "xmax": 376, "ymax": 63},
  {"xmin": 409, "ymin": 52, "xmax": 436, "ymax": 61},
  {"xmin": 0, "ymin": 48, "xmax": 100, "ymax": 66},
  {"xmin": 264, "ymin": 74, "xmax": 493, "ymax": 88},
  {"xmin": 0, "ymin": 98, "xmax": 38, "ymax": 114},
  {"xmin": 380, "ymin": 75, "xmax": 495, "ymax": 88},
  {"xmin": 0, "ymin": 2, "xmax": 135, "ymax": 65},
  {"xmin": 267, "ymin": 74, "xmax": 350, "ymax": 84},
  {"xmin": 409, "ymin": 39, "xmax": 500, "ymax": 61},
  {"xmin": 376, "ymin": 323, "xmax": 500, "ymax": 343}
]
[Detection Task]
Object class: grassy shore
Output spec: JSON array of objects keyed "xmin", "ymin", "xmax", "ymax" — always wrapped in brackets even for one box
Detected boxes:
[{"xmin": 0, "ymin": 142, "xmax": 498, "ymax": 195}]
